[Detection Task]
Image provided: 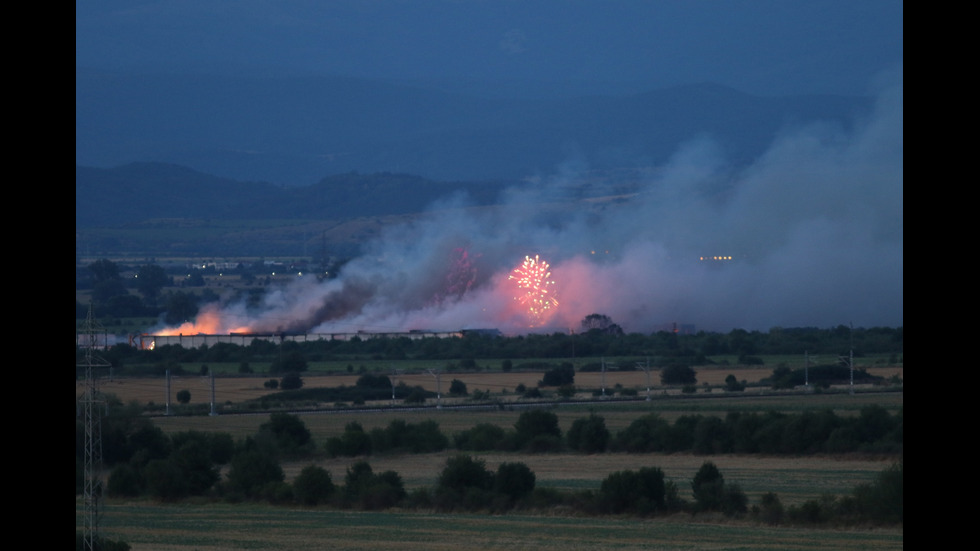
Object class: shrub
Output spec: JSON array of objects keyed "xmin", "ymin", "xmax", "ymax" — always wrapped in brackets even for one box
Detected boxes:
[
  {"xmin": 567, "ymin": 413, "xmax": 610, "ymax": 453},
  {"xmin": 540, "ymin": 363, "xmax": 575, "ymax": 386},
  {"xmin": 757, "ymin": 492, "xmax": 784, "ymax": 525},
  {"xmin": 438, "ymin": 454, "xmax": 494, "ymax": 495},
  {"xmin": 176, "ymin": 389, "xmax": 191, "ymax": 404},
  {"xmin": 661, "ymin": 364, "xmax": 696, "ymax": 385},
  {"xmin": 293, "ymin": 465, "xmax": 335, "ymax": 506},
  {"xmin": 599, "ymin": 466, "xmax": 666, "ymax": 514},
  {"xmin": 225, "ymin": 449, "xmax": 284, "ymax": 499},
  {"xmin": 495, "ymin": 462, "xmax": 536, "ymax": 502},
  {"xmin": 259, "ymin": 412, "xmax": 313, "ymax": 455},
  {"xmin": 449, "ymin": 379, "xmax": 468, "ymax": 396},
  {"xmin": 279, "ymin": 372, "xmax": 304, "ymax": 390},
  {"xmin": 454, "ymin": 423, "xmax": 507, "ymax": 451}
]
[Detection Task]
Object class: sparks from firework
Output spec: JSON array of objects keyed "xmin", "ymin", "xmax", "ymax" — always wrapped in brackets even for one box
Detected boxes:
[
  {"xmin": 509, "ymin": 254, "xmax": 558, "ymax": 326},
  {"xmin": 432, "ymin": 247, "xmax": 479, "ymax": 305}
]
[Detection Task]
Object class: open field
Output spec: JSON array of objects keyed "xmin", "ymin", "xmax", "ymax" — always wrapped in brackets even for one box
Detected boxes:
[
  {"xmin": 81, "ymin": 366, "xmax": 903, "ymax": 410},
  {"xmin": 79, "ymin": 500, "xmax": 904, "ymax": 551},
  {"xmin": 79, "ymin": 383, "xmax": 902, "ymax": 549}
]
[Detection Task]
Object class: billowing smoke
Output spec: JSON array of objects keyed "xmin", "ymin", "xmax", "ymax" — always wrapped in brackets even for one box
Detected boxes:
[{"xmin": 160, "ymin": 78, "xmax": 902, "ymax": 335}]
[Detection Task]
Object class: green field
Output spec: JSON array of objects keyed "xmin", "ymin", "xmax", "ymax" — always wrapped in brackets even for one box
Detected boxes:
[{"xmin": 80, "ymin": 500, "xmax": 903, "ymax": 551}]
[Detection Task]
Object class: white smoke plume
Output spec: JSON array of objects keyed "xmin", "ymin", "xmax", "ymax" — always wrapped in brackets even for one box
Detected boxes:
[{"xmin": 163, "ymin": 78, "xmax": 902, "ymax": 335}]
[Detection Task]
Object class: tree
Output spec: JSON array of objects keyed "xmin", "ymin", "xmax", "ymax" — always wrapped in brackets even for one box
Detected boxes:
[
  {"xmin": 495, "ymin": 462, "xmax": 535, "ymax": 502},
  {"xmin": 437, "ymin": 454, "xmax": 494, "ymax": 494},
  {"xmin": 342, "ymin": 461, "xmax": 406, "ymax": 510},
  {"xmin": 566, "ymin": 412, "xmax": 610, "ymax": 453},
  {"xmin": 225, "ymin": 447, "xmax": 284, "ymax": 498},
  {"xmin": 89, "ymin": 259, "xmax": 121, "ymax": 283},
  {"xmin": 164, "ymin": 291, "xmax": 199, "ymax": 325},
  {"xmin": 136, "ymin": 263, "xmax": 170, "ymax": 305},
  {"xmin": 540, "ymin": 363, "xmax": 574, "ymax": 386},
  {"xmin": 661, "ymin": 364, "xmax": 697, "ymax": 385},
  {"xmin": 279, "ymin": 372, "xmax": 304, "ymax": 390},
  {"xmin": 514, "ymin": 409, "xmax": 562, "ymax": 451},
  {"xmin": 176, "ymin": 389, "xmax": 191, "ymax": 404},
  {"xmin": 599, "ymin": 467, "xmax": 666, "ymax": 514},
  {"xmin": 292, "ymin": 465, "xmax": 335, "ymax": 506},
  {"xmin": 449, "ymin": 379, "xmax": 468, "ymax": 396},
  {"xmin": 724, "ymin": 374, "xmax": 746, "ymax": 391},
  {"xmin": 691, "ymin": 461, "xmax": 725, "ymax": 512},
  {"xmin": 271, "ymin": 351, "xmax": 308, "ymax": 374},
  {"xmin": 325, "ymin": 422, "xmax": 372, "ymax": 457},
  {"xmin": 259, "ymin": 412, "xmax": 312, "ymax": 455},
  {"xmin": 143, "ymin": 458, "xmax": 189, "ymax": 501},
  {"xmin": 580, "ymin": 313, "xmax": 623, "ymax": 335},
  {"xmin": 690, "ymin": 461, "xmax": 745, "ymax": 515}
]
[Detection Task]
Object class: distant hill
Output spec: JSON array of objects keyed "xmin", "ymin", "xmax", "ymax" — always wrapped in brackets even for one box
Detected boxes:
[
  {"xmin": 75, "ymin": 163, "xmax": 510, "ymax": 228},
  {"xmin": 75, "ymin": 70, "xmax": 872, "ymax": 186}
]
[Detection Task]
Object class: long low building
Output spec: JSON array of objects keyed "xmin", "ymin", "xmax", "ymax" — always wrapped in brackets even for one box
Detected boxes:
[{"xmin": 132, "ymin": 329, "xmax": 467, "ymax": 350}]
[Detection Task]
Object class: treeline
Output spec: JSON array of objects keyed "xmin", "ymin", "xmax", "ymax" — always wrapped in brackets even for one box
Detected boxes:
[
  {"xmin": 83, "ymin": 326, "xmax": 902, "ymax": 378},
  {"xmin": 79, "ymin": 404, "xmax": 902, "ymax": 527}
]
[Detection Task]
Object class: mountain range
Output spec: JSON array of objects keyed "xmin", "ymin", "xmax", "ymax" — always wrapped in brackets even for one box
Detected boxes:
[{"xmin": 76, "ymin": 71, "xmax": 872, "ymax": 187}]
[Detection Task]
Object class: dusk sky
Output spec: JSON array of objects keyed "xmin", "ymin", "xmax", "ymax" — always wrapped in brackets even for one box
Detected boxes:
[
  {"xmin": 78, "ymin": 1, "xmax": 903, "ymax": 333},
  {"xmin": 76, "ymin": 1, "xmax": 902, "ymax": 97}
]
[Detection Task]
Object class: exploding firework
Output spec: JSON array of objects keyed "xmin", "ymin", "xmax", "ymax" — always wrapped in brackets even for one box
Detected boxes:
[
  {"xmin": 509, "ymin": 254, "xmax": 558, "ymax": 325},
  {"xmin": 432, "ymin": 247, "xmax": 479, "ymax": 305}
]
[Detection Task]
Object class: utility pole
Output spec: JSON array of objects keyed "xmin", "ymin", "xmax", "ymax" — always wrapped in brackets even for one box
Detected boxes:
[
  {"xmin": 428, "ymin": 369, "xmax": 442, "ymax": 408},
  {"xmin": 601, "ymin": 358, "xmax": 606, "ymax": 397},
  {"xmin": 637, "ymin": 358, "xmax": 652, "ymax": 401},
  {"xmin": 804, "ymin": 352, "xmax": 809, "ymax": 390},
  {"xmin": 390, "ymin": 368, "xmax": 400, "ymax": 404},
  {"xmin": 209, "ymin": 368, "xmax": 218, "ymax": 416},
  {"xmin": 78, "ymin": 305, "xmax": 110, "ymax": 551}
]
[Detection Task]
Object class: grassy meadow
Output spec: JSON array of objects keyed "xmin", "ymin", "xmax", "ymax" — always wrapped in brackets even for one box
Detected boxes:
[{"xmin": 79, "ymin": 500, "xmax": 904, "ymax": 551}]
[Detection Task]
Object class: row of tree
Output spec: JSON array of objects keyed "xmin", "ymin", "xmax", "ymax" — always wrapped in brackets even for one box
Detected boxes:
[{"xmin": 80, "ymin": 407, "xmax": 901, "ymax": 526}]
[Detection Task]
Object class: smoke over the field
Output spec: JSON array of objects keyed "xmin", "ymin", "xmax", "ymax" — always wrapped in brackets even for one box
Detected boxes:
[{"xmin": 160, "ymin": 80, "xmax": 902, "ymax": 336}]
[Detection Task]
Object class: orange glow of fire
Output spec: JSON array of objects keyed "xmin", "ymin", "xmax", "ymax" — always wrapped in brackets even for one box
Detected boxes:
[{"xmin": 155, "ymin": 309, "xmax": 251, "ymax": 336}]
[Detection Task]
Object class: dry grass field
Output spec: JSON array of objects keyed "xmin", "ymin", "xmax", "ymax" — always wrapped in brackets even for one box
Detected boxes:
[{"xmin": 80, "ymin": 367, "xmax": 903, "ymax": 409}]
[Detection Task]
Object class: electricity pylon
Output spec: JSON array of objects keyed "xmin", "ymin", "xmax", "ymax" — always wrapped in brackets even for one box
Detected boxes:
[{"xmin": 77, "ymin": 305, "xmax": 110, "ymax": 551}]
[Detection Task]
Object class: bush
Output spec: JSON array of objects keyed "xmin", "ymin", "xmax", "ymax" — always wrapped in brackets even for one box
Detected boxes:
[
  {"xmin": 454, "ymin": 423, "xmax": 507, "ymax": 451},
  {"xmin": 438, "ymin": 454, "xmax": 494, "ymax": 495},
  {"xmin": 293, "ymin": 465, "xmax": 335, "ymax": 506},
  {"xmin": 756, "ymin": 492, "xmax": 784, "ymax": 525},
  {"xmin": 225, "ymin": 449, "xmax": 285, "ymax": 499},
  {"xmin": 566, "ymin": 413, "xmax": 610, "ymax": 453},
  {"xmin": 279, "ymin": 372, "xmax": 304, "ymax": 390},
  {"xmin": 540, "ymin": 363, "xmax": 575, "ymax": 386},
  {"xmin": 449, "ymin": 379, "xmax": 468, "ymax": 396},
  {"xmin": 661, "ymin": 364, "xmax": 696, "ymax": 385},
  {"xmin": 599, "ymin": 466, "xmax": 667, "ymax": 514},
  {"xmin": 259, "ymin": 412, "xmax": 313, "ymax": 455},
  {"xmin": 495, "ymin": 462, "xmax": 536, "ymax": 502},
  {"xmin": 325, "ymin": 422, "xmax": 372, "ymax": 457},
  {"xmin": 514, "ymin": 409, "xmax": 561, "ymax": 450}
]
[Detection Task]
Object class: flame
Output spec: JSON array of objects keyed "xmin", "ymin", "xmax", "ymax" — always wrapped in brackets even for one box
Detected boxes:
[{"xmin": 155, "ymin": 307, "xmax": 251, "ymax": 336}]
